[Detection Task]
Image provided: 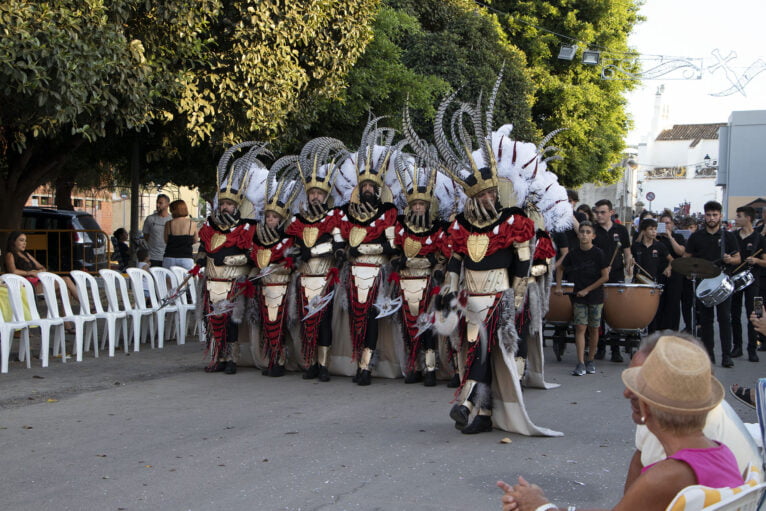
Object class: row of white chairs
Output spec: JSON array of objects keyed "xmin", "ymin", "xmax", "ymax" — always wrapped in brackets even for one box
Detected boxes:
[{"xmin": 0, "ymin": 266, "xmax": 198, "ymax": 373}]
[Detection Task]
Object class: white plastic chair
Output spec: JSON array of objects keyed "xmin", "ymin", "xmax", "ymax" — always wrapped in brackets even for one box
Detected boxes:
[
  {"xmin": 150, "ymin": 266, "xmax": 187, "ymax": 345},
  {"xmin": 170, "ymin": 265, "xmax": 198, "ymax": 338},
  {"xmin": 37, "ymin": 272, "xmax": 98, "ymax": 362},
  {"xmin": 70, "ymin": 270, "xmax": 127, "ymax": 357},
  {"xmin": 99, "ymin": 269, "xmax": 154, "ymax": 352},
  {"xmin": 2, "ymin": 274, "xmax": 65, "ymax": 368},
  {"xmin": 127, "ymin": 268, "xmax": 177, "ymax": 348},
  {"xmin": 700, "ymin": 482, "xmax": 766, "ymax": 510}
]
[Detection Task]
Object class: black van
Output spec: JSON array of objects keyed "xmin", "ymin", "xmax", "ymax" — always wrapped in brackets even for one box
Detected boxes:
[{"xmin": 21, "ymin": 207, "xmax": 109, "ymax": 272}]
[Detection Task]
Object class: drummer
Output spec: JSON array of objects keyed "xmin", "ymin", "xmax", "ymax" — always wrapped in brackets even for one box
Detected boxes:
[
  {"xmin": 730, "ymin": 206, "xmax": 766, "ymax": 362},
  {"xmin": 592, "ymin": 199, "xmax": 633, "ymax": 362},
  {"xmin": 630, "ymin": 218, "xmax": 673, "ymax": 333},
  {"xmin": 555, "ymin": 221, "xmax": 610, "ymax": 376},
  {"xmin": 683, "ymin": 200, "xmax": 741, "ymax": 367},
  {"xmin": 656, "ymin": 211, "xmax": 687, "ymax": 331}
]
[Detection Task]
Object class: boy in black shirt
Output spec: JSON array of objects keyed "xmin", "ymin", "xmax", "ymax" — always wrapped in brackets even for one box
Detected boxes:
[
  {"xmin": 556, "ymin": 222, "xmax": 610, "ymax": 376},
  {"xmin": 630, "ymin": 218, "xmax": 672, "ymax": 333},
  {"xmin": 657, "ymin": 212, "xmax": 687, "ymax": 330}
]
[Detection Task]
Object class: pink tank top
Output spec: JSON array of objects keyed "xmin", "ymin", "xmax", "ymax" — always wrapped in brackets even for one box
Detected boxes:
[{"xmin": 642, "ymin": 442, "xmax": 744, "ymax": 488}]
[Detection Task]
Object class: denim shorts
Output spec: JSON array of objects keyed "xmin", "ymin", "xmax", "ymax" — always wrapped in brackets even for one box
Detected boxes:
[
  {"xmin": 573, "ymin": 303, "xmax": 603, "ymax": 328},
  {"xmin": 163, "ymin": 257, "xmax": 194, "ymax": 270}
]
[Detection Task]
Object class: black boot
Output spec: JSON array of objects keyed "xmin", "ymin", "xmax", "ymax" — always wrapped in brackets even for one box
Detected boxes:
[
  {"xmin": 269, "ymin": 364, "xmax": 285, "ymax": 377},
  {"xmin": 357, "ymin": 369, "xmax": 372, "ymax": 386},
  {"xmin": 224, "ymin": 361, "xmax": 237, "ymax": 375},
  {"xmin": 205, "ymin": 361, "xmax": 226, "ymax": 373},
  {"xmin": 447, "ymin": 374, "xmax": 461, "ymax": 388},
  {"xmin": 461, "ymin": 415, "xmax": 493, "ymax": 434},
  {"xmin": 303, "ymin": 363, "xmax": 320, "ymax": 380},
  {"xmin": 610, "ymin": 349, "xmax": 624, "ymax": 363},
  {"xmin": 351, "ymin": 368, "xmax": 361, "ymax": 383},
  {"xmin": 730, "ymin": 347, "xmax": 743, "ymax": 358},
  {"xmin": 404, "ymin": 371, "xmax": 422, "ymax": 384},
  {"xmin": 450, "ymin": 404, "xmax": 470, "ymax": 430},
  {"xmin": 261, "ymin": 367, "xmax": 270, "ymax": 376},
  {"xmin": 423, "ymin": 370, "xmax": 436, "ymax": 387},
  {"xmin": 318, "ymin": 365, "xmax": 330, "ymax": 382}
]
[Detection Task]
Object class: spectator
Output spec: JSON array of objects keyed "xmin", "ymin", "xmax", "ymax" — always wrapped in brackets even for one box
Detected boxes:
[
  {"xmin": 162, "ymin": 199, "xmax": 198, "ymax": 271},
  {"xmin": 498, "ymin": 335, "xmax": 744, "ymax": 511},
  {"xmin": 575, "ymin": 203, "xmax": 594, "ymax": 223},
  {"xmin": 142, "ymin": 193, "xmax": 172, "ymax": 267},
  {"xmin": 112, "ymin": 228, "xmax": 131, "ymax": 271},
  {"xmin": 624, "ymin": 331, "xmax": 760, "ymax": 490},
  {"xmin": 4, "ymin": 231, "xmax": 78, "ymax": 298},
  {"xmin": 136, "ymin": 248, "xmax": 151, "ymax": 271}
]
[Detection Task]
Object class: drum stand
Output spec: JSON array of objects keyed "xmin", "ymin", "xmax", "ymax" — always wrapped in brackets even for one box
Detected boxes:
[{"xmin": 689, "ymin": 273, "xmax": 700, "ymax": 335}]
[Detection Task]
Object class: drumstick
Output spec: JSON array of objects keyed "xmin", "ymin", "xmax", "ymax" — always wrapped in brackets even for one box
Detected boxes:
[
  {"xmin": 730, "ymin": 248, "xmax": 763, "ymax": 274},
  {"xmin": 608, "ymin": 242, "xmax": 622, "ymax": 267},
  {"xmin": 633, "ymin": 261, "xmax": 655, "ymax": 282}
]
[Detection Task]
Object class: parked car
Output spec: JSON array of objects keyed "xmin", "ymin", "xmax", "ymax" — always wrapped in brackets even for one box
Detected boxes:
[{"xmin": 21, "ymin": 207, "xmax": 109, "ymax": 272}]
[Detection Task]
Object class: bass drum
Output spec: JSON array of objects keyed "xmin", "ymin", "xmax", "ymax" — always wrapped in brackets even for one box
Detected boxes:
[
  {"xmin": 603, "ymin": 283, "xmax": 662, "ymax": 331},
  {"xmin": 546, "ymin": 282, "xmax": 574, "ymax": 323}
]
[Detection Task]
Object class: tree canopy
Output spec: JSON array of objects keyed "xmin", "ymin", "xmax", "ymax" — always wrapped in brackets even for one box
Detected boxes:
[{"xmin": 488, "ymin": 0, "xmax": 642, "ymax": 186}]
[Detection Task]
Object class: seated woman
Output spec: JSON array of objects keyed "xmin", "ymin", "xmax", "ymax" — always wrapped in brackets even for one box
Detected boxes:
[
  {"xmin": 5, "ymin": 230, "xmax": 80, "ymax": 300},
  {"xmin": 498, "ymin": 335, "xmax": 744, "ymax": 511}
]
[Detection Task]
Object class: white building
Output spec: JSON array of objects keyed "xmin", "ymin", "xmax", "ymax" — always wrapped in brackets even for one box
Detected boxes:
[
  {"xmin": 718, "ymin": 110, "xmax": 766, "ymax": 220},
  {"xmin": 635, "ymin": 123, "xmax": 724, "ymax": 215}
]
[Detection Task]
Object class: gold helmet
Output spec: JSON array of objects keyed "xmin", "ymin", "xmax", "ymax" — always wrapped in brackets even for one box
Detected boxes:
[
  {"xmin": 217, "ymin": 141, "xmax": 271, "ymax": 208},
  {"xmin": 264, "ymin": 155, "xmax": 302, "ymax": 221},
  {"xmin": 298, "ymin": 137, "xmax": 348, "ymax": 197},
  {"xmin": 354, "ymin": 115, "xmax": 396, "ymax": 192}
]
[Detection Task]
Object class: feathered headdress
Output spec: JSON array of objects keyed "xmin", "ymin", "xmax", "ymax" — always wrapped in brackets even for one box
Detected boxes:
[
  {"xmin": 354, "ymin": 115, "xmax": 396, "ymax": 191},
  {"xmin": 217, "ymin": 141, "xmax": 271, "ymax": 207},
  {"xmin": 297, "ymin": 137, "xmax": 349, "ymax": 197},
  {"xmin": 263, "ymin": 155, "xmax": 302, "ymax": 220}
]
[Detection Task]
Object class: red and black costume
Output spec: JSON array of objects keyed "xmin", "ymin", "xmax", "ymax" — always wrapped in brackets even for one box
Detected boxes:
[
  {"xmin": 393, "ymin": 219, "xmax": 449, "ymax": 385},
  {"xmin": 286, "ymin": 208, "xmax": 344, "ymax": 380},
  {"xmin": 250, "ymin": 227, "xmax": 294, "ymax": 376},
  {"xmin": 339, "ymin": 200, "xmax": 398, "ymax": 385},
  {"xmin": 197, "ymin": 219, "xmax": 255, "ymax": 372}
]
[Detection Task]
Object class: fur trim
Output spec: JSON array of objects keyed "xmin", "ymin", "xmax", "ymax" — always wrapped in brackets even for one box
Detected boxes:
[
  {"xmin": 336, "ymin": 262, "xmax": 350, "ymax": 312},
  {"xmin": 231, "ymin": 276, "xmax": 247, "ymax": 324},
  {"xmin": 195, "ymin": 274, "xmax": 207, "ymax": 342},
  {"xmin": 245, "ymin": 296, "xmax": 260, "ymax": 326},
  {"xmin": 496, "ymin": 288, "xmax": 519, "ymax": 355},
  {"xmin": 472, "ymin": 381, "xmax": 492, "ymax": 410},
  {"xmin": 526, "ymin": 279, "xmax": 544, "ymax": 336},
  {"xmin": 286, "ymin": 270, "xmax": 302, "ymax": 343}
]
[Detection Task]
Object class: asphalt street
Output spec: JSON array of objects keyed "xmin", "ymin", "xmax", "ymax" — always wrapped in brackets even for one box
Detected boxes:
[{"xmin": 1, "ymin": 331, "xmax": 762, "ymax": 511}]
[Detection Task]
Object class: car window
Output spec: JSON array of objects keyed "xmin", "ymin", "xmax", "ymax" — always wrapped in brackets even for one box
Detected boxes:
[{"xmin": 76, "ymin": 214, "xmax": 102, "ymax": 232}]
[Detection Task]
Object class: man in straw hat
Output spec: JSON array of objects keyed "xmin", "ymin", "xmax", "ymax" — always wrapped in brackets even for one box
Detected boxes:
[{"xmin": 498, "ymin": 335, "xmax": 744, "ymax": 511}]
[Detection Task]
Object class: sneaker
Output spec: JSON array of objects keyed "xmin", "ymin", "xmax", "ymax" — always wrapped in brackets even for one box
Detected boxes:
[
  {"xmin": 585, "ymin": 360, "xmax": 596, "ymax": 374},
  {"xmin": 572, "ymin": 363, "xmax": 586, "ymax": 376}
]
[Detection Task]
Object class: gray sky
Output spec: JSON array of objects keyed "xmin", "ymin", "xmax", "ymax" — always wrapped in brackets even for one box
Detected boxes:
[{"xmin": 625, "ymin": 0, "xmax": 766, "ymax": 144}]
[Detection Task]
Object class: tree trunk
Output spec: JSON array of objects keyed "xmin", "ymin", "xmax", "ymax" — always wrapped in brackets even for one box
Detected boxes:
[
  {"xmin": 128, "ymin": 137, "xmax": 141, "ymax": 266},
  {"xmin": 54, "ymin": 175, "xmax": 76, "ymax": 210}
]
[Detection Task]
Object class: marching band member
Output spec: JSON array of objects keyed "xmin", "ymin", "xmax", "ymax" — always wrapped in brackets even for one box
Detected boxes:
[
  {"xmin": 338, "ymin": 118, "xmax": 399, "ymax": 386},
  {"xmin": 286, "ymin": 138, "xmax": 349, "ymax": 382},
  {"xmin": 249, "ymin": 156, "xmax": 301, "ymax": 377},
  {"xmin": 196, "ymin": 142, "xmax": 265, "ymax": 375},
  {"xmin": 390, "ymin": 142, "xmax": 450, "ymax": 387},
  {"xmin": 405, "ymin": 71, "xmax": 565, "ymax": 436}
]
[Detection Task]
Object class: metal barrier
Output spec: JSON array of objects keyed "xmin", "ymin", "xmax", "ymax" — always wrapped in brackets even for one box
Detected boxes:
[{"xmin": 0, "ymin": 229, "xmax": 112, "ymax": 275}]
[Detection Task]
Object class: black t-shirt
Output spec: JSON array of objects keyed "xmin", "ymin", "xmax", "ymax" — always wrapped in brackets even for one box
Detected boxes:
[
  {"xmin": 593, "ymin": 222, "xmax": 631, "ymax": 271},
  {"xmin": 657, "ymin": 231, "xmax": 686, "ymax": 259},
  {"xmin": 562, "ymin": 245, "xmax": 608, "ymax": 305},
  {"xmin": 735, "ymin": 229, "xmax": 765, "ymax": 279},
  {"xmin": 631, "ymin": 240, "xmax": 669, "ymax": 281},
  {"xmin": 685, "ymin": 228, "xmax": 739, "ymax": 269},
  {"xmin": 552, "ymin": 230, "xmax": 569, "ymax": 260}
]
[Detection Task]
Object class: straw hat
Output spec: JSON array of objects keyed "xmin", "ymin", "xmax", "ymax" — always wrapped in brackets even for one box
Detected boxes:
[{"xmin": 621, "ymin": 336, "xmax": 724, "ymax": 414}]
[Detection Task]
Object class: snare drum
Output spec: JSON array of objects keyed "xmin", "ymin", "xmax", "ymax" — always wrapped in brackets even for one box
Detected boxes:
[
  {"xmin": 546, "ymin": 282, "xmax": 574, "ymax": 323},
  {"xmin": 696, "ymin": 273, "xmax": 734, "ymax": 307},
  {"xmin": 730, "ymin": 270, "xmax": 755, "ymax": 294},
  {"xmin": 603, "ymin": 283, "xmax": 662, "ymax": 330}
]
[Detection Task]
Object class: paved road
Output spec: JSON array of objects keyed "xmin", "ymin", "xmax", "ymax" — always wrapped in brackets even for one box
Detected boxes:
[{"xmin": 1, "ymin": 335, "xmax": 762, "ymax": 511}]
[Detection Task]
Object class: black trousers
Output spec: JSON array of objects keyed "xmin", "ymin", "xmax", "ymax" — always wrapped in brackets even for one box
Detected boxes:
[
  {"xmin": 364, "ymin": 307, "xmax": 379, "ymax": 351},
  {"xmin": 657, "ymin": 271, "xmax": 684, "ymax": 331},
  {"xmin": 318, "ymin": 306, "xmax": 333, "ymax": 347},
  {"xmin": 697, "ymin": 296, "xmax": 733, "ymax": 362},
  {"xmin": 681, "ymin": 277, "xmax": 694, "ymax": 332},
  {"xmin": 731, "ymin": 280, "xmax": 760, "ymax": 354}
]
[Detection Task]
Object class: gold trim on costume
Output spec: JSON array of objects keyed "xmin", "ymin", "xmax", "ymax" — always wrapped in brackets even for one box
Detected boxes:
[
  {"xmin": 210, "ymin": 232, "xmax": 227, "ymax": 252},
  {"xmin": 302, "ymin": 226, "xmax": 319, "ymax": 248},
  {"xmin": 467, "ymin": 234, "xmax": 490, "ymax": 262},
  {"xmin": 349, "ymin": 226, "xmax": 367, "ymax": 247},
  {"xmin": 256, "ymin": 249, "xmax": 272, "ymax": 269},
  {"xmin": 403, "ymin": 237, "xmax": 423, "ymax": 259}
]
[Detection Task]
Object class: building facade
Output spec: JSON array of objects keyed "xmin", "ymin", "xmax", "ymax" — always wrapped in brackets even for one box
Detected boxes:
[{"xmin": 718, "ymin": 110, "xmax": 766, "ymax": 220}]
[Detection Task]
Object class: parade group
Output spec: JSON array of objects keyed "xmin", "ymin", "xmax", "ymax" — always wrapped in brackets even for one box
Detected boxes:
[{"xmin": 182, "ymin": 70, "xmax": 765, "ymax": 439}]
